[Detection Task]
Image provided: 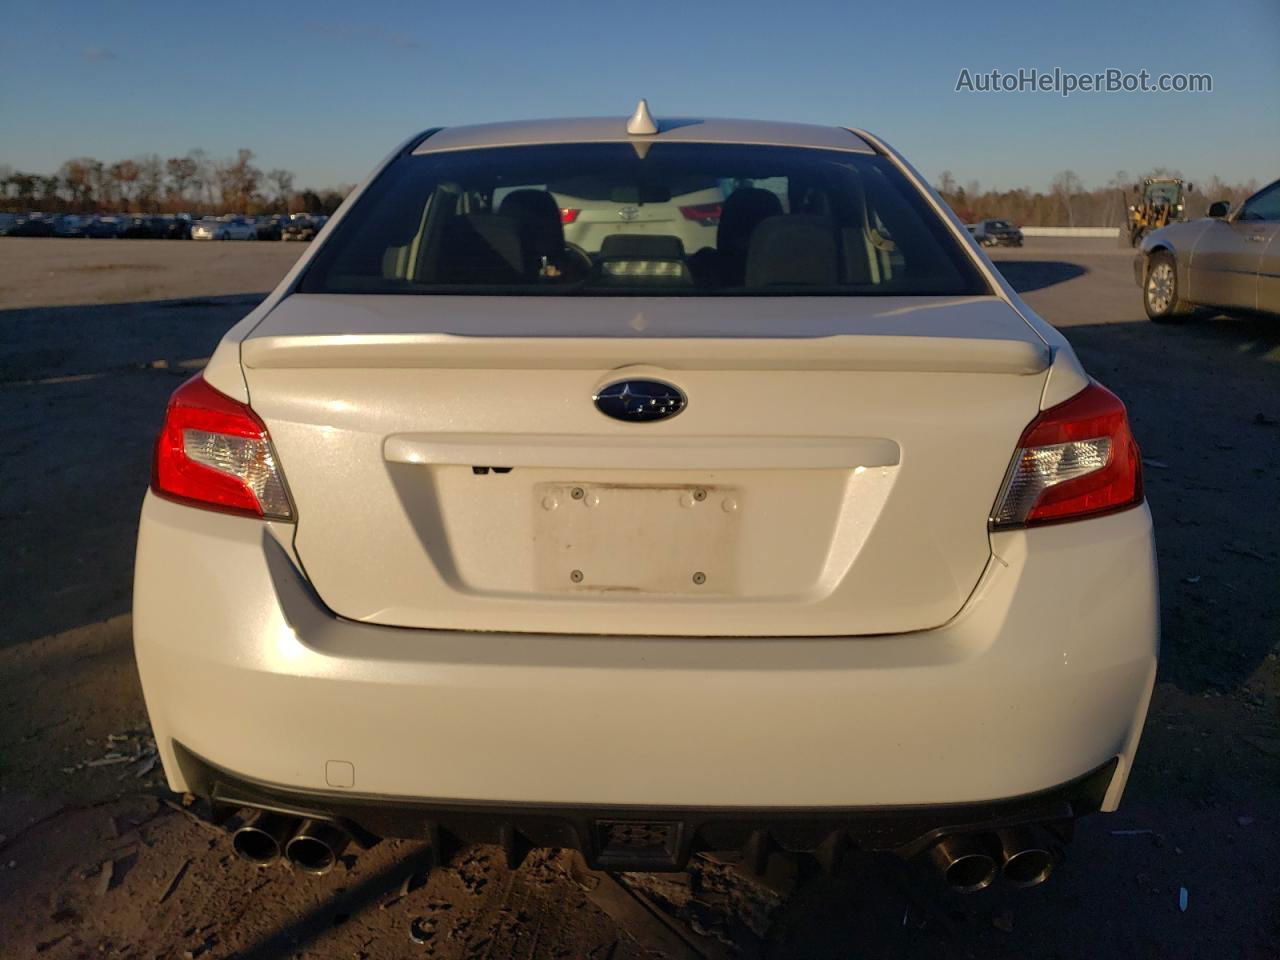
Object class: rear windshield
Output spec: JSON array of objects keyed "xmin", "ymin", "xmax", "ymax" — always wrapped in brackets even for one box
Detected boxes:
[{"xmin": 299, "ymin": 142, "xmax": 988, "ymax": 297}]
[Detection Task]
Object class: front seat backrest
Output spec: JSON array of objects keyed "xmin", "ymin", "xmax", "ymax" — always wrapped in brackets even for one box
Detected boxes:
[
  {"xmin": 498, "ymin": 189, "xmax": 565, "ymax": 276},
  {"xmin": 435, "ymin": 213, "xmax": 524, "ymax": 284},
  {"xmin": 717, "ymin": 187, "xmax": 784, "ymax": 260}
]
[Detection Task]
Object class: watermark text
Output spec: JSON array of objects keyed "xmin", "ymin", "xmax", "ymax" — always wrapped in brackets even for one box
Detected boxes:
[{"xmin": 955, "ymin": 67, "xmax": 1212, "ymax": 97}]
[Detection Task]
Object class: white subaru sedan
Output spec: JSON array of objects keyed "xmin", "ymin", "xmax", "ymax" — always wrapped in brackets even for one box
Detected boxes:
[{"xmin": 133, "ymin": 105, "xmax": 1157, "ymax": 888}]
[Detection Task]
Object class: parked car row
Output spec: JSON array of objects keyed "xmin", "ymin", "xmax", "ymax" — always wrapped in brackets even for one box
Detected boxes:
[{"xmin": 0, "ymin": 211, "xmax": 328, "ymax": 240}]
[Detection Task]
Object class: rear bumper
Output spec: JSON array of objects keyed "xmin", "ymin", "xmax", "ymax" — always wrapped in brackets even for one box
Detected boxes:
[
  {"xmin": 178, "ymin": 742, "xmax": 1116, "ymax": 871},
  {"xmin": 134, "ymin": 493, "xmax": 1158, "ymax": 812}
]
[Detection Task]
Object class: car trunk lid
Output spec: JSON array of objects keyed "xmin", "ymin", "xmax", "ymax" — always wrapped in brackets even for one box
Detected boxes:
[{"xmin": 241, "ymin": 293, "xmax": 1049, "ymax": 636}]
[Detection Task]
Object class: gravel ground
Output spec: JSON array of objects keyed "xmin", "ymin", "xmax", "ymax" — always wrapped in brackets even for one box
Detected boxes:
[{"xmin": 0, "ymin": 237, "xmax": 1277, "ymax": 959}]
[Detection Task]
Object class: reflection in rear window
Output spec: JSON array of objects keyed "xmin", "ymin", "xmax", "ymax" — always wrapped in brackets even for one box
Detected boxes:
[{"xmin": 299, "ymin": 143, "xmax": 988, "ymax": 297}]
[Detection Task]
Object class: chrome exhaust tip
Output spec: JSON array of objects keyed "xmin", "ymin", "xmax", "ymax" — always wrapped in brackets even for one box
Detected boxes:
[
  {"xmin": 928, "ymin": 835, "xmax": 997, "ymax": 893},
  {"xmin": 996, "ymin": 828, "xmax": 1054, "ymax": 888},
  {"xmin": 232, "ymin": 811, "xmax": 299, "ymax": 866},
  {"xmin": 284, "ymin": 819, "xmax": 351, "ymax": 875}
]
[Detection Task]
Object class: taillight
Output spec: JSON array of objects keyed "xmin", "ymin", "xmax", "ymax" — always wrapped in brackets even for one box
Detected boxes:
[
  {"xmin": 679, "ymin": 202, "xmax": 723, "ymax": 226},
  {"xmin": 559, "ymin": 208, "xmax": 580, "ymax": 224},
  {"xmin": 990, "ymin": 382, "xmax": 1142, "ymax": 529},
  {"xmin": 151, "ymin": 374, "xmax": 293, "ymax": 520}
]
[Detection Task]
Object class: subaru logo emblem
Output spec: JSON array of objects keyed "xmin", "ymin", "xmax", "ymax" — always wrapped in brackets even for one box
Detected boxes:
[
  {"xmin": 618, "ymin": 206, "xmax": 640, "ymax": 222},
  {"xmin": 593, "ymin": 379, "xmax": 686, "ymax": 422}
]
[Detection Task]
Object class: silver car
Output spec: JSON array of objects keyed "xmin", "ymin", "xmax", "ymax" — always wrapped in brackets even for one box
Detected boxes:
[
  {"xmin": 191, "ymin": 216, "xmax": 258, "ymax": 241},
  {"xmin": 1136, "ymin": 178, "xmax": 1280, "ymax": 321}
]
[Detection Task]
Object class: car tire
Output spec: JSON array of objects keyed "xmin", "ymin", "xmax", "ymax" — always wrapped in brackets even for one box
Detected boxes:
[{"xmin": 1144, "ymin": 251, "xmax": 1198, "ymax": 323}]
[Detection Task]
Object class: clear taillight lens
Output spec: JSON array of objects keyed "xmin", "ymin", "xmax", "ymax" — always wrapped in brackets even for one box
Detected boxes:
[
  {"xmin": 991, "ymin": 382, "xmax": 1143, "ymax": 528},
  {"xmin": 151, "ymin": 374, "xmax": 294, "ymax": 520}
]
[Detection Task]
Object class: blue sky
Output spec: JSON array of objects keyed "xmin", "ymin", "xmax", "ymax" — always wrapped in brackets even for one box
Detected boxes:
[{"xmin": 2, "ymin": 0, "xmax": 1276, "ymax": 191}]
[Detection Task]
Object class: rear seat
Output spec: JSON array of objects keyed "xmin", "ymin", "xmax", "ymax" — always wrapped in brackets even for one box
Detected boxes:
[{"xmin": 745, "ymin": 215, "xmax": 839, "ymax": 287}]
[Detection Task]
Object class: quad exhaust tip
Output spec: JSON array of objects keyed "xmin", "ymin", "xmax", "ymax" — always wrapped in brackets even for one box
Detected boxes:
[
  {"xmin": 929, "ymin": 835, "xmax": 997, "ymax": 893},
  {"xmin": 232, "ymin": 811, "xmax": 299, "ymax": 866},
  {"xmin": 996, "ymin": 828, "xmax": 1054, "ymax": 888},
  {"xmin": 929, "ymin": 829, "xmax": 1055, "ymax": 892},
  {"xmin": 284, "ymin": 819, "xmax": 351, "ymax": 875}
]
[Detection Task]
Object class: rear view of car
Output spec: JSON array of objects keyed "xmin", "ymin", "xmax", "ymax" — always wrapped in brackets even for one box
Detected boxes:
[
  {"xmin": 85, "ymin": 216, "xmax": 122, "ymax": 238},
  {"xmin": 134, "ymin": 109, "xmax": 1157, "ymax": 890},
  {"xmin": 256, "ymin": 215, "xmax": 287, "ymax": 240},
  {"xmin": 190, "ymin": 217, "xmax": 221, "ymax": 240},
  {"xmin": 975, "ymin": 218, "xmax": 1023, "ymax": 247},
  {"xmin": 281, "ymin": 214, "xmax": 319, "ymax": 241},
  {"xmin": 553, "ymin": 178, "xmax": 726, "ymax": 259},
  {"xmin": 54, "ymin": 214, "xmax": 86, "ymax": 237},
  {"xmin": 10, "ymin": 214, "xmax": 55, "ymax": 237}
]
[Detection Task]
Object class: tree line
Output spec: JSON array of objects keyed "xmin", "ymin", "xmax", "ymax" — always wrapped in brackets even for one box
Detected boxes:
[
  {"xmin": 1, "ymin": 152, "xmax": 1265, "ymax": 226},
  {"xmin": 0, "ymin": 149, "xmax": 352, "ymax": 216},
  {"xmin": 935, "ymin": 169, "xmax": 1262, "ymax": 227}
]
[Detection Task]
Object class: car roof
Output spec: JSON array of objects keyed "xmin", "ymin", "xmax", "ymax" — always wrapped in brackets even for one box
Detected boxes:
[{"xmin": 413, "ymin": 116, "xmax": 876, "ymax": 156}]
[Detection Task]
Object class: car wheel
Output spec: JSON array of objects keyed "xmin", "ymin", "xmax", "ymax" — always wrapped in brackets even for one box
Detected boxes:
[{"xmin": 1144, "ymin": 251, "xmax": 1197, "ymax": 323}]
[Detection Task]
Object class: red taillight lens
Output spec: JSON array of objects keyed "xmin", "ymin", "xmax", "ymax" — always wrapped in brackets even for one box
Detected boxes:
[
  {"xmin": 679, "ymin": 202, "xmax": 723, "ymax": 226},
  {"xmin": 991, "ymin": 382, "xmax": 1143, "ymax": 528},
  {"xmin": 559, "ymin": 208, "xmax": 580, "ymax": 224},
  {"xmin": 151, "ymin": 374, "xmax": 293, "ymax": 520}
]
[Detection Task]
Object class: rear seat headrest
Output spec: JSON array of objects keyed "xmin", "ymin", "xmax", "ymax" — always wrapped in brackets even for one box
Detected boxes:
[
  {"xmin": 435, "ymin": 213, "xmax": 524, "ymax": 283},
  {"xmin": 744, "ymin": 215, "xmax": 838, "ymax": 287}
]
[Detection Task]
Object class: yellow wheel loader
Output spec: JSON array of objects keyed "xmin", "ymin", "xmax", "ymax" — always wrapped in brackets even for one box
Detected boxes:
[{"xmin": 1125, "ymin": 178, "xmax": 1192, "ymax": 247}]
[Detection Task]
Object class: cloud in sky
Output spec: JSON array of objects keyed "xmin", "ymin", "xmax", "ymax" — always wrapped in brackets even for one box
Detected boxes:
[
  {"xmin": 303, "ymin": 22, "xmax": 420, "ymax": 52},
  {"xmin": 81, "ymin": 46, "xmax": 117, "ymax": 62}
]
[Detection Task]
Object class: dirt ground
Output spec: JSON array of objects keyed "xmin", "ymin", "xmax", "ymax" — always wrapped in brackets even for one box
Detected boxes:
[{"xmin": 1, "ymin": 236, "xmax": 1277, "ymax": 959}]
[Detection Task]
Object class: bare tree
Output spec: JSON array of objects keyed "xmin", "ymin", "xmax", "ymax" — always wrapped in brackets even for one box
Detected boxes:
[
  {"xmin": 6, "ymin": 172, "xmax": 41, "ymax": 208},
  {"xmin": 135, "ymin": 154, "xmax": 165, "ymax": 212},
  {"xmin": 39, "ymin": 175, "xmax": 62, "ymax": 209},
  {"xmin": 90, "ymin": 161, "xmax": 113, "ymax": 210},
  {"xmin": 109, "ymin": 159, "xmax": 140, "ymax": 210},
  {"xmin": 1050, "ymin": 170, "xmax": 1083, "ymax": 227},
  {"xmin": 267, "ymin": 168, "xmax": 295, "ymax": 212},
  {"xmin": 166, "ymin": 155, "xmax": 199, "ymax": 208},
  {"xmin": 214, "ymin": 148, "xmax": 261, "ymax": 213},
  {"xmin": 59, "ymin": 158, "xmax": 98, "ymax": 210},
  {"xmin": 185, "ymin": 149, "xmax": 212, "ymax": 209},
  {"xmin": 1104, "ymin": 170, "xmax": 1132, "ymax": 227}
]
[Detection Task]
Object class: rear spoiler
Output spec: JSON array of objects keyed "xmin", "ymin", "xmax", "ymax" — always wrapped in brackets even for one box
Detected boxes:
[{"xmin": 241, "ymin": 334, "xmax": 1049, "ymax": 375}]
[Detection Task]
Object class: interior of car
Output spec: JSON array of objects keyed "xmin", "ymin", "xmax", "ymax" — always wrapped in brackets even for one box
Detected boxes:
[{"xmin": 302, "ymin": 143, "xmax": 985, "ymax": 297}]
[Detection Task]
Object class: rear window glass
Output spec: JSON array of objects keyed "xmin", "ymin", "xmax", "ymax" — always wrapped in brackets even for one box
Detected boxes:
[{"xmin": 299, "ymin": 143, "xmax": 988, "ymax": 297}]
